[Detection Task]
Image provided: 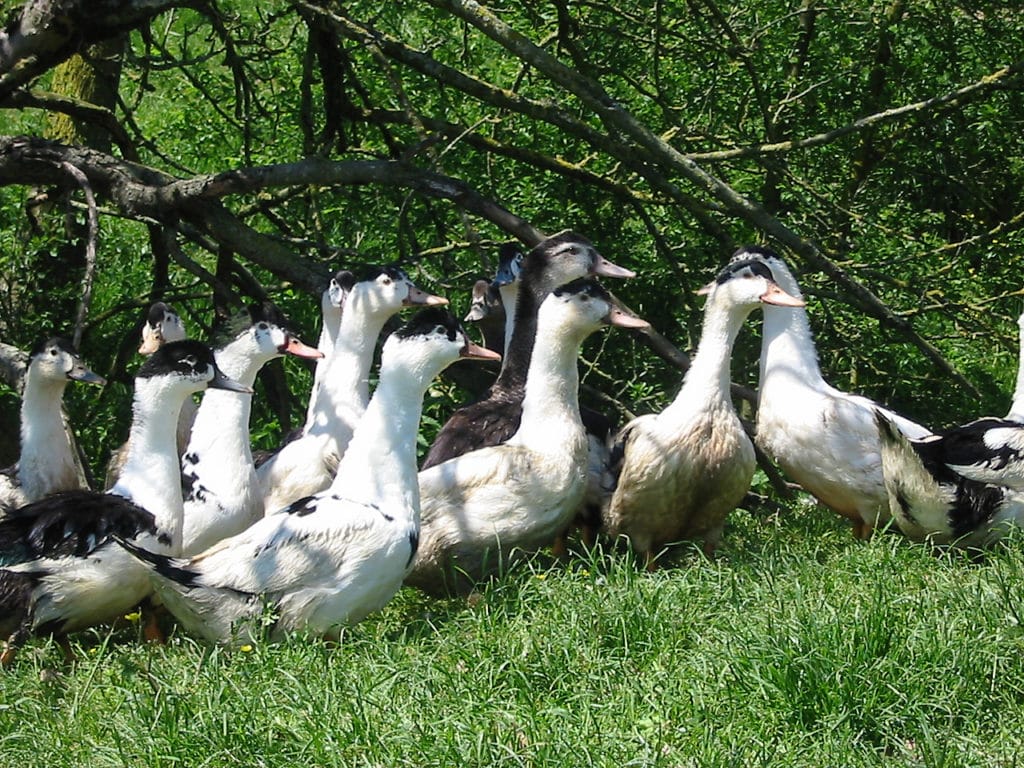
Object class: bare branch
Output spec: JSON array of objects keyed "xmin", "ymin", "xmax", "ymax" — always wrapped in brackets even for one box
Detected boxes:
[
  {"xmin": 0, "ymin": 342, "xmax": 28, "ymax": 392},
  {"xmin": 0, "ymin": 136, "xmax": 546, "ymax": 292},
  {"xmin": 428, "ymin": 0, "xmax": 983, "ymax": 397},
  {"xmin": 0, "ymin": 0, "xmax": 188, "ymax": 101},
  {"xmin": 57, "ymin": 160, "xmax": 98, "ymax": 348},
  {"xmin": 4, "ymin": 89, "xmax": 138, "ymax": 159},
  {"xmin": 688, "ymin": 58, "xmax": 1024, "ymax": 163}
]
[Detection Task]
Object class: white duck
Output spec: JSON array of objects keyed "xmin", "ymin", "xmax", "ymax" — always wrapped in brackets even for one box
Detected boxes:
[
  {"xmin": 877, "ymin": 411, "xmax": 1024, "ymax": 546},
  {"xmin": 742, "ymin": 245, "xmax": 932, "ymax": 538},
  {"xmin": 257, "ymin": 267, "xmax": 446, "ymax": 515},
  {"xmin": 0, "ymin": 340, "xmax": 249, "ymax": 660},
  {"xmin": 105, "ymin": 301, "xmax": 195, "ymax": 489},
  {"xmin": 302, "ymin": 269, "xmax": 355, "ymax": 433},
  {"xmin": 406, "ymin": 279, "xmax": 649, "ymax": 596},
  {"xmin": 180, "ymin": 305, "xmax": 321, "ymax": 556},
  {"xmin": 603, "ymin": 259, "xmax": 804, "ymax": 567},
  {"xmin": 0, "ymin": 337, "xmax": 105, "ymax": 512},
  {"xmin": 119, "ymin": 308, "xmax": 499, "ymax": 645},
  {"xmin": 421, "ymin": 231, "xmax": 633, "ymax": 469}
]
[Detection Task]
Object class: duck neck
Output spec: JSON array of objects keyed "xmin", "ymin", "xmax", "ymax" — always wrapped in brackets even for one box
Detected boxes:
[
  {"xmin": 114, "ymin": 378, "xmax": 191, "ymax": 554},
  {"xmin": 307, "ymin": 290, "xmax": 386, "ymax": 438},
  {"xmin": 494, "ymin": 282, "xmax": 541, "ymax": 389},
  {"xmin": 185, "ymin": 341, "xmax": 260, "ymax": 481},
  {"xmin": 305, "ymin": 297, "xmax": 343, "ymax": 428},
  {"xmin": 759, "ymin": 279, "xmax": 826, "ymax": 395},
  {"xmin": 1010, "ymin": 320, "xmax": 1024, "ymax": 420},
  {"xmin": 328, "ymin": 360, "xmax": 425, "ymax": 523},
  {"xmin": 18, "ymin": 372, "xmax": 77, "ymax": 497},
  {"xmin": 498, "ymin": 282, "xmax": 519, "ymax": 358},
  {"xmin": 512, "ymin": 326, "xmax": 585, "ymax": 446},
  {"xmin": 669, "ymin": 298, "xmax": 751, "ymax": 410}
]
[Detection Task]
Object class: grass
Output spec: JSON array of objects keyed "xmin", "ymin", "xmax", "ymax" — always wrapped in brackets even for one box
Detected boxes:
[{"xmin": 4, "ymin": 500, "xmax": 1024, "ymax": 767}]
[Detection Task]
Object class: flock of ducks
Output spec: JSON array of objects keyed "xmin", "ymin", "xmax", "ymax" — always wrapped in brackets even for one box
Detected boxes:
[{"xmin": 2, "ymin": 234, "xmax": 1024, "ymax": 658}]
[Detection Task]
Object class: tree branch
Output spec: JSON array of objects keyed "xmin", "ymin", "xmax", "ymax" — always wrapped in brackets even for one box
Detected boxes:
[
  {"xmin": 687, "ymin": 58, "xmax": 1024, "ymax": 163},
  {"xmin": 0, "ymin": 0, "xmax": 188, "ymax": 101},
  {"xmin": 427, "ymin": 0, "xmax": 983, "ymax": 397},
  {"xmin": 0, "ymin": 342, "xmax": 28, "ymax": 392},
  {"xmin": 0, "ymin": 136, "xmax": 545, "ymax": 292}
]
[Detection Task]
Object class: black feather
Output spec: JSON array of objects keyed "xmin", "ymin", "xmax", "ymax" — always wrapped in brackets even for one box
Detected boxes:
[
  {"xmin": 0, "ymin": 490, "xmax": 156, "ymax": 566},
  {"xmin": 422, "ymin": 234, "xmax": 602, "ymax": 470},
  {"xmin": 115, "ymin": 535, "xmax": 202, "ymax": 588}
]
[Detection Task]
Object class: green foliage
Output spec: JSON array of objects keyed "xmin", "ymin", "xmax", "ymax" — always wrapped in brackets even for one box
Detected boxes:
[{"xmin": 1, "ymin": 1, "xmax": 1024, "ymax": 486}]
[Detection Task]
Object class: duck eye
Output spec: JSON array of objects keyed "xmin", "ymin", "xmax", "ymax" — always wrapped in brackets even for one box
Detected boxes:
[
  {"xmin": 49, "ymin": 348, "xmax": 58, "ymax": 356},
  {"xmin": 257, "ymin": 322, "xmax": 269, "ymax": 331},
  {"xmin": 381, "ymin": 276, "xmax": 392, "ymax": 286},
  {"xmin": 434, "ymin": 325, "xmax": 447, "ymax": 336}
]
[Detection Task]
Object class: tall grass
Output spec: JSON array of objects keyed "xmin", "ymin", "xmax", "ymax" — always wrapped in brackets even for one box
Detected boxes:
[{"xmin": 3, "ymin": 501, "xmax": 1024, "ymax": 767}]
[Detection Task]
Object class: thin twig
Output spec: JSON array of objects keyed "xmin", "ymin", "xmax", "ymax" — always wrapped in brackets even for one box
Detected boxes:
[{"xmin": 58, "ymin": 161, "xmax": 99, "ymax": 349}]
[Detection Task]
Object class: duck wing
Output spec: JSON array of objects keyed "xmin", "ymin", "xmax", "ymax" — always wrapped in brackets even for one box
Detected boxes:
[
  {"xmin": 125, "ymin": 493, "xmax": 400, "ymax": 597},
  {"xmin": 0, "ymin": 490, "xmax": 156, "ymax": 566},
  {"xmin": 421, "ymin": 388, "xmax": 524, "ymax": 469},
  {"xmin": 916, "ymin": 418, "xmax": 1024, "ymax": 489}
]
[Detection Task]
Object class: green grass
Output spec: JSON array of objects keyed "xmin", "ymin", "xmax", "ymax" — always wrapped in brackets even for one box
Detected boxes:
[{"xmin": 4, "ymin": 501, "xmax": 1024, "ymax": 767}]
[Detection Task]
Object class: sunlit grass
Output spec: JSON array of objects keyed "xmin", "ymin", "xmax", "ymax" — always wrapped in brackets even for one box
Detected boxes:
[{"xmin": 4, "ymin": 500, "xmax": 1024, "ymax": 767}]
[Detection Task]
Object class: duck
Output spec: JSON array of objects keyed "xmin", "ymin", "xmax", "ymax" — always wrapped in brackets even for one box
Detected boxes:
[
  {"xmin": 302, "ymin": 269, "xmax": 356, "ymax": 433},
  {"xmin": 420, "ymin": 231, "xmax": 634, "ymax": 470},
  {"xmin": 876, "ymin": 411, "xmax": 1024, "ymax": 546},
  {"xmin": 104, "ymin": 301, "xmax": 195, "ymax": 490},
  {"xmin": 406, "ymin": 279, "xmax": 649, "ymax": 596},
  {"xmin": 0, "ymin": 340, "xmax": 250, "ymax": 662},
  {"xmin": 138, "ymin": 301, "xmax": 187, "ymax": 355},
  {"xmin": 464, "ymin": 279, "xmax": 506, "ymax": 354},
  {"xmin": 118, "ymin": 308, "xmax": 500, "ymax": 646},
  {"xmin": 488, "ymin": 241, "xmax": 526, "ymax": 357},
  {"xmin": 0, "ymin": 337, "xmax": 105, "ymax": 513},
  {"xmin": 180, "ymin": 305, "xmax": 322, "ymax": 556},
  {"xmin": 602, "ymin": 258, "xmax": 804, "ymax": 568},
  {"xmin": 740, "ymin": 245, "xmax": 933, "ymax": 538},
  {"xmin": 446, "ymin": 245, "xmax": 525, "ymax": 397},
  {"xmin": 257, "ymin": 267, "xmax": 447, "ymax": 514}
]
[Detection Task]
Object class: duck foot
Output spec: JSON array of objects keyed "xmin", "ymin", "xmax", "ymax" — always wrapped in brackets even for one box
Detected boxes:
[
  {"xmin": 0, "ymin": 642, "xmax": 17, "ymax": 668},
  {"xmin": 551, "ymin": 533, "xmax": 568, "ymax": 559},
  {"xmin": 852, "ymin": 520, "xmax": 873, "ymax": 540},
  {"xmin": 643, "ymin": 550, "xmax": 659, "ymax": 572},
  {"xmin": 143, "ymin": 612, "xmax": 166, "ymax": 644}
]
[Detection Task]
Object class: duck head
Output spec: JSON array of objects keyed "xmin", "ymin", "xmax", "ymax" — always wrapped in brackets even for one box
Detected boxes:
[
  {"xmin": 28, "ymin": 336, "xmax": 105, "ymax": 387},
  {"xmin": 697, "ymin": 257, "xmax": 804, "ymax": 309},
  {"xmin": 139, "ymin": 302, "xmax": 187, "ymax": 355}
]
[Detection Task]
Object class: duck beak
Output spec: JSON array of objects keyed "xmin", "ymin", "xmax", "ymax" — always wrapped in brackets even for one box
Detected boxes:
[
  {"xmin": 591, "ymin": 254, "xmax": 636, "ymax": 279},
  {"xmin": 461, "ymin": 342, "xmax": 502, "ymax": 362},
  {"xmin": 604, "ymin": 306, "xmax": 650, "ymax": 329},
  {"xmin": 464, "ymin": 304, "xmax": 488, "ymax": 323},
  {"xmin": 68, "ymin": 362, "xmax": 106, "ymax": 386},
  {"xmin": 209, "ymin": 368, "xmax": 254, "ymax": 394},
  {"xmin": 405, "ymin": 287, "xmax": 449, "ymax": 307},
  {"xmin": 138, "ymin": 329, "xmax": 162, "ymax": 355},
  {"xmin": 760, "ymin": 282, "xmax": 805, "ymax": 307},
  {"xmin": 280, "ymin": 336, "xmax": 324, "ymax": 360},
  {"xmin": 695, "ymin": 281, "xmax": 714, "ymax": 296}
]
